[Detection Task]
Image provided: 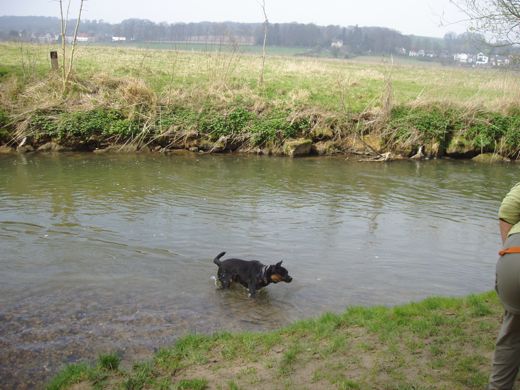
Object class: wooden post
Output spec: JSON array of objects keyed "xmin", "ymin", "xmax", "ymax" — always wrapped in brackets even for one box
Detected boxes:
[{"xmin": 50, "ymin": 51, "xmax": 59, "ymax": 71}]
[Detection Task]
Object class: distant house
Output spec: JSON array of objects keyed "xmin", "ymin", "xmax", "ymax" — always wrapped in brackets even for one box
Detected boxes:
[
  {"xmin": 454, "ymin": 52, "xmax": 499, "ymax": 66},
  {"xmin": 490, "ymin": 55, "xmax": 511, "ymax": 67},
  {"xmin": 476, "ymin": 52, "xmax": 489, "ymax": 65},
  {"xmin": 331, "ymin": 40, "xmax": 343, "ymax": 48},
  {"xmin": 454, "ymin": 53, "xmax": 471, "ymax": 64},
  {"xmin": 35, "ymin": 33, "xmax": 55, "ymax": 43},
  {"xmin": 409, "ymin": 49, "xmax": 425, "ymax": 57},
  {"xmin": 112, "ymin": 36, "xmax": 126, "ymax": 42},
  {"xmin": 65, "ymin": 33, "xmax": 91, "ymax": 43},
  {"xmin": 76, "ymin": 33, "xmax": 90, "ymax": 42}
]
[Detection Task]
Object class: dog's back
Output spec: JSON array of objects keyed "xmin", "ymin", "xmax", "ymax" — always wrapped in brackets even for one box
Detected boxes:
[{"xmin": 215, "ymin": 252, "xmax": 263, "ymax": 275}]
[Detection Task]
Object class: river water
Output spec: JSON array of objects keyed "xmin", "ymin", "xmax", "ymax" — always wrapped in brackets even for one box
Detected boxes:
[{"xmin": 0, "ymin": 152, "xmax": 517, "ymax": 387}]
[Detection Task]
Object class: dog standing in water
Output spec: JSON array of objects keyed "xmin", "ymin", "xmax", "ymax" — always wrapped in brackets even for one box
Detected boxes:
[{"xmin": 213, "ymin": 251, "xmax": 292, "ymax": 297}]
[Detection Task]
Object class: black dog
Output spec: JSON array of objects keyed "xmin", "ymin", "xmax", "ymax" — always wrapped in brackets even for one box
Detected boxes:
[{"xmin": 213, "ymin": 251, "xmax": 292, "ymax": 297}]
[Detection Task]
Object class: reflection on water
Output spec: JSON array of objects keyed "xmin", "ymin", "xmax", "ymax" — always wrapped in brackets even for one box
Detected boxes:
[{"xmin": 0, "ymin": 153, "xmax": 517, "ymax": 387}]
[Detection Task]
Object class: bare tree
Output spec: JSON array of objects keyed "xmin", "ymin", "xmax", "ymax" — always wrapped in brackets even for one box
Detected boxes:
[
  {"xmin": 58, "ymin": 0, "xmax": 85, "ymax": 92},
  {"xmin": 59, "ymin": 0, "xmax": 71, "ymax": 86},
  {"xmin": 258, "ymin": 0, "xmax": 268, "ymax": 86},
  {"xmin": 451, "ymin": 0, "xmax": 520, "ymax": 44}
]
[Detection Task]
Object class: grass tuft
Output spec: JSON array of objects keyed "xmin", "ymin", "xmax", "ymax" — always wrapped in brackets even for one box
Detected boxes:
[
  {"xmin": 46, "ymin": 363, "xmax": 94, "ymax": 390},
  {"xmin": 98, "ymin": 352, "xmax": 121, "ymax": 371}
]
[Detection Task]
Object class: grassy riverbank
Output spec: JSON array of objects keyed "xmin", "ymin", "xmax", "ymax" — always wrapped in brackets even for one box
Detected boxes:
[
  {"xmin": 1, "ymin": 42, "xmax": 520, "ymax": 159},
  {"xmin": 48, "ymin": 291, "xmax": 502, "ymax": 389}
]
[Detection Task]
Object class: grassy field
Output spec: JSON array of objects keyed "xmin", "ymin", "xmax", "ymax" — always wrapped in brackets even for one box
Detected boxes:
[
  {"xmin": 91, "ymin": 42, "xmax": 308, "ymax": 57},
  {"xmin": 48, "ymin": 291, "xmax": 504, "ymax": 389},
  {"xmin": 1, "ymin": 42, "xmax": 520, "ymax": 157},
  {"xmin": 4, "ymin": 42, "xmax": 520, "ymax": 108}
]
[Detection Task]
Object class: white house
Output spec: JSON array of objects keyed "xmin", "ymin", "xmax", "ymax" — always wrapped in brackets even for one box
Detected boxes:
[
  {"xmin": 409, "ymin": 50, "xmax": 426, "ymax": 57},
  {"xmin": 476, "ymin": 52, "xmax": 489, "ymax": 65},
  {"xmin": 454, "ymin": 53, "xmax": 471, "ymax": 63},
  {"xmin": 65, "ymin": 34, "xmax": 90, "ymax": 43},
  {"xmin": 490, "ymin": 55, "xmax": 511, "ymax": 67}
]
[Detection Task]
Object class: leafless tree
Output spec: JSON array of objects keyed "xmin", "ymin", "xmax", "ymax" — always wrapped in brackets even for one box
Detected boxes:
[
  {"xmin": 59, "ymin": 0, "xmax": 71, "ymax": 85},
  {"xmin": 451, "ymin": 0, "xmax": 520, "ymax": 44},
  {"xmin": 58, "ymin": 0, "xmax": 85, "ymax": 91},
  {"xmin": 258, "ymin": 0, "xmax": 268, "ymax": 86}
]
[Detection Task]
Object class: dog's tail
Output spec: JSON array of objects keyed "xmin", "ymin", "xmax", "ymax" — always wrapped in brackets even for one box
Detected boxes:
[{"xmin": 213, "ymin": 251, "xmax": 226, "ymax": 266}]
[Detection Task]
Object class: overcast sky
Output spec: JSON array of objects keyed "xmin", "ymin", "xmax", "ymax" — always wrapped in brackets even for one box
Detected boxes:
[{"xmin": 1, "ymin": 0, "xmax": 470, "ymax": 37}]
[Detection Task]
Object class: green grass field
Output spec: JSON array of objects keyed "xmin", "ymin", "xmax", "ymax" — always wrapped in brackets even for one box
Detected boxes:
[
  {"xmin": 91, "ymin": 41, "xmax": 308, "ymax": 56},
  {"xmin": 1, "ymin": 42, "xmax": 520, "ymax": 158},
  {"xmin": 3, "ymin": 42, "xmax": 520, "ymax": 111}
]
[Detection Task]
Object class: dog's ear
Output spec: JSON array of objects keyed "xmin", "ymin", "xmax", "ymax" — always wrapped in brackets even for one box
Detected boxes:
[{"xmin": 276, "ymin": 260, "xmax": 283, "ymax": 267}]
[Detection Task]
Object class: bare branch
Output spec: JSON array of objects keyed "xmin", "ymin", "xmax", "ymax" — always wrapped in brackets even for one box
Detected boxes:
[
  {"xmin": 258, "ymin": 0, "xmax": 268, "ymax": 86},
  {"xmin": 451, "ymin": 0, "xmax": 520, "ymax": 43},
  {"xmin": 66, "ymin": 0, "xmax": 85, "ymax": 85},
  {"xmin": 59, "ymin": 0, "xmax": 68, "ymax": 86}
]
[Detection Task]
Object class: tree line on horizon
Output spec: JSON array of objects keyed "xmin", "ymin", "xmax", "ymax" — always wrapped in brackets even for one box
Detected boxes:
[{"xmin": 0, "ymin": 15, "xmax": 517, "ymax": 58}]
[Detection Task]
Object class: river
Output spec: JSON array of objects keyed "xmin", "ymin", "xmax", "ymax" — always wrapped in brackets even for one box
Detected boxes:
[{"xmin": 0, "ymin": 152, "xmax": 517, "ymax": 387}]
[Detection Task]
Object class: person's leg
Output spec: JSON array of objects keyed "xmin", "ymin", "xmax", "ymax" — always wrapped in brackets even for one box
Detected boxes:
[
  {"xmin": 490, "ymin": 234, "xmax": 520, "ymax": 389},
  {"xmin": 489, "ymin": 311, "xmax": 520, "ymax": 389}
]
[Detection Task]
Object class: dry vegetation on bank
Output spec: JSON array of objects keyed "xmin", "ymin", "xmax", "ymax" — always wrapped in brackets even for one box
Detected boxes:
[{"xmin": 0, "ymin": 42, "xmax": 519, "ymax": 159}]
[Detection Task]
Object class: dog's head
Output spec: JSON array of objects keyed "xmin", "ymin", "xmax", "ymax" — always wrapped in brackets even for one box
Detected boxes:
[{"xmin": 269, "ymin": 261, "xmax": 292, "ymax": 283}]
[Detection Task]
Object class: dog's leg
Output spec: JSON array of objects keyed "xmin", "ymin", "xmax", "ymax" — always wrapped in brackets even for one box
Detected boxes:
[
  {"xmin": 247, "ymin": 282, "xmax": 257, "ymax": 298},
  {"xmin": 222, "ymin": 279, "xmax": 231, "ymax": 288},
  {"xmin": 217, "ymin": 270, "xmax": 232, "ymax": 289}
]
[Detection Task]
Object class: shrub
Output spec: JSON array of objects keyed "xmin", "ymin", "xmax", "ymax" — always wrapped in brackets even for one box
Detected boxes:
[
  {"xmin": 386, "ymin": 105, "xmax": 520, "ymax": 157},
  {"xmin": 58, "ymin": 109, "xmax": 139, "ymax": 139},
  {"xmin": 249, "ymin": 111, "xmax": 310, "ymax": 146},
  {"xmin": 156, "ymin": 106, "xmax": 199, "ymax": 132},
  {"xmin": 30, "ymin": 110, "xmax": 61, "ymax": 138},
  {"xmin": 0, "ymin": 109, "xmax": 9, "ymax": 141},
  {"xmin": 387, "ymin": 106, "xmax": 453, "ymax": 143},
  {"xmin": 504, "ymin": 124, "xmax": 520, "ymax": 152},
  {"xmin": 199, "ymin": 106, "xmax": 252, "ymax": 140},
  {"xmin": 250, "ymin": 119, "xmax": 279, "ymax": 145},
  {"xmin": 465, "ymin": 112, "xmax": 507, "ymax": 152}
]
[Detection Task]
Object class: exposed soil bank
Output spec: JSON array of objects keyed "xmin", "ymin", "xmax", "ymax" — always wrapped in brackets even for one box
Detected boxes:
[{"xmin": 0, "ymin": 105, "xmax": 517, "ymax": 162}]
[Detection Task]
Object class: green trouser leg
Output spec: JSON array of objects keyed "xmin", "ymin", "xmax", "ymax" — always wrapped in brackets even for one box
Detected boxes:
[{"xmin": 489, "ymin": 311, "xmax": 520, "ymax": 389}]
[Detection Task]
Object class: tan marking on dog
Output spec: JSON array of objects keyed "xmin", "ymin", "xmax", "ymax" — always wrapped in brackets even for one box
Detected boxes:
[{"xmin": 271, "ymin": 274, "xmax": 282, "ymax": 282}]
